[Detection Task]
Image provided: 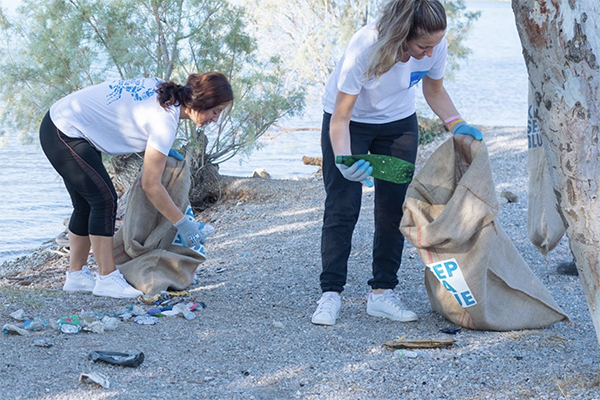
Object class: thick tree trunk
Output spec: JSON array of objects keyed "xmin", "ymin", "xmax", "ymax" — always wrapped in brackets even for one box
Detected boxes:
[{"xmin": 512, "ymin": 1, "xmax": 600, "ymax": 345}]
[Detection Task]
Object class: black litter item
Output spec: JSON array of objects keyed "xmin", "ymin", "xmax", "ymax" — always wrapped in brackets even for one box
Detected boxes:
[
  {"xmin": 88, "ymin": 350, "xmax": 145, "ymax": 368},
  {"xmin": 440, "ymin": 326, "xmax": 461, "ymax": 335}
]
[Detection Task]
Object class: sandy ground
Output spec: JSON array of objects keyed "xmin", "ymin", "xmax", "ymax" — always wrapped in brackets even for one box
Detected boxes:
[{"xmin": 1, "ymin": 127, "xmax": 599, "ymax": 400}]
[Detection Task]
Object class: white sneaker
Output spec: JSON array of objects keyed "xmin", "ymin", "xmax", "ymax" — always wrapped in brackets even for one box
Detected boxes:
[
  {"xmin": 63, "ymin": 265, "xmax": 96, "ymax": 292},
  {"xmin": 367, "ymin": 289, "xmax": 418, "ymax": 322},
  {"xmin": 311, "ymin": 291, "xmax": 341, "ymax": 326},
  {"xmin": 92, "ymin": 270, "xmax": 143, "ymax": 299}
]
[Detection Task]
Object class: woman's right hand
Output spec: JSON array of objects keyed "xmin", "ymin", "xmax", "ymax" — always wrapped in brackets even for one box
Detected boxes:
[
  {"xmin": 336, "ymin": 159, "xmax": 374, "ymax": 187},
  {"xmin": 174, "ymin": 215, "xmax": 203, "ymax": 248}
]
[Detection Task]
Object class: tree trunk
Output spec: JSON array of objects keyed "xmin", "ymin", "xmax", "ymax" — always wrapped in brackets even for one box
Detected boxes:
[
  {"xmin": 189, "ymin": 162, "xmax": 224, "ymax": 211},
  {"xmin": 512, "ymin": 1, "xmax": 600, "ymax": 345}
]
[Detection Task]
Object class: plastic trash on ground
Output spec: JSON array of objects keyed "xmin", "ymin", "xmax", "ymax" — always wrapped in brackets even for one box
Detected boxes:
[
  {"xmin": 88, "ymin": 350, "xmax": 145, "ymax": 368},
  {"xmin": 79, "ymin": 372, "xmax": 110, "ymax": 389},
  {"xmin": 3, "ymin": 323, "xmax": 29, "ymax": 336}
]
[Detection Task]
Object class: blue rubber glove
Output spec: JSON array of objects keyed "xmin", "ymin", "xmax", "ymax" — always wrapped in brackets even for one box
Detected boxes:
[
  {"xmin": 174, "ymin": 205, "xmax": 205, "ymax": 248},
  {"xmin": 174, "ymin": 216, "xmax": 203, "ymax": 248},
  {"xmin": 173, "ymin": 206, "xmax": 213, "ymax": 248},
  {"xmin": 336, "ymin": 158, "xmax": 374, "ymax": 187},
  {"xmin": 451, "ymin": 121, "xmax": 483, "ymax": 141},
  {"xmin": 168, "ymin": 148, "xmax": 184, "ymax": 160}
]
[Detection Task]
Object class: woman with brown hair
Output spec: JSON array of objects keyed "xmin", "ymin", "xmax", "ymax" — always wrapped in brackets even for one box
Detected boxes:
[
  {"xmin": 40, "ymin": 72, "xmax": 233, "ymax": 298},
  {"xmin": 313, "ymin": 0, "xmax": 482, "ymax": 325}
]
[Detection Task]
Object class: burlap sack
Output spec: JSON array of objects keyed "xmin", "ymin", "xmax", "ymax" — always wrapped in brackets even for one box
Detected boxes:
[
  {"xmin": 401, "ymin": 135, "xmax": 569, "ymax": 331},
  {"xmin": 527, "ymin": 84, "xmax": 566, "ymax": 255},
  {"xmin": 113, "ymin": 156, "xmax": 206, "ymax": 295}
]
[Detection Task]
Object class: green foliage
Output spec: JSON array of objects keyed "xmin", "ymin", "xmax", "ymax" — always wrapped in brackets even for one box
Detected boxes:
[
  {"xmin": 247, "ymin": 0, "xmax": 479, "ymax": 96},
  {"xmin": 444, "ymin": 0, "xmax": 481, "ymax": 80},
  {"xmin": 418, "ymin": 115, "xmax": 447, "ymax": 146},
  {"xmin": 0, "ymin": 0, "xmax": 305, "ymax": 162}
]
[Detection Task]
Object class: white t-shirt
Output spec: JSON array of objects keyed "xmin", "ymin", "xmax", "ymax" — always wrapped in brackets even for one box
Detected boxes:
[
  {"xmin": 50, "ymin": 77, "xmax": 180, "ymax": 156},
  {"xmin": 322, "ymin": 23, "xmax": 447, "ymax": 124}
]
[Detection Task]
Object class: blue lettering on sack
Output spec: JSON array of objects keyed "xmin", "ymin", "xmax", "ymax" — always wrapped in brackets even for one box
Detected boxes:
[
  {"xmin": 106, "ymin": 78, "xmax": 159, "ymax": 105},
  {"xmin": 427, "ymin": 258, "xmax": 477, "ymax": 308},
  {"xmin": 409, "ymin": 70, "xmax": 429, "ymax": 88}
]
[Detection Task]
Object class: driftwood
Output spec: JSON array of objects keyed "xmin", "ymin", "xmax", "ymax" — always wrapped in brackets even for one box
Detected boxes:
[
  {"xmin": 302, "ymin": 156, "xmax": 322, "ymax": 166},
  {"xmin": 383, "ymin": 336, "xmax": 456, "ymax": 349}
]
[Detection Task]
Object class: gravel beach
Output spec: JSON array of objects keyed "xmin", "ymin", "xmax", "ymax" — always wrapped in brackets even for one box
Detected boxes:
[{"xmin": 1, "ymin": 126, "xmax": 598, "ymax": 400}]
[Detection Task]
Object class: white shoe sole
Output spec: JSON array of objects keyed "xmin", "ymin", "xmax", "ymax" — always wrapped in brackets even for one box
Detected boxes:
[
  {"xmin": 367, "ymin": 309, "xmax": 418, "ymax": 322},
  {"xmin": 63, "ymin": 285, "xmax": 94, "ymax": 292},
  {"xmin": 311, "ymin": 315, "xmax": 337, "ymax": 326},
  {"xmin": 92, "ymin": 288, "xmax": 143, "ymax": 299}
]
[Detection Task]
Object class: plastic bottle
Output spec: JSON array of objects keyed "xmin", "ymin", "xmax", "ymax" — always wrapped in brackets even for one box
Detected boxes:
[
  {"xmin": 23, "ymin": 317, "xmax": 47, "ymax": 331},
  {"xmin": 335, "ymin": 154, "xmax": 415, "ymax": 184},
  {"xmin": 57, "ymin": 315, "xmax": 82, "ymax": 334},
  {"xmin": 394, "ymin": 349, "xmax": 418, "ymax": 359}
]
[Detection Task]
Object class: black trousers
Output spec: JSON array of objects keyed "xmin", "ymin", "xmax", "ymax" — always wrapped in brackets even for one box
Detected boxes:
[
  {"xmin": 320, "ymin": 112, "xmax": 419, "ymax": 293},
  {"xmin": 39, "ymin": 111, "xmax": 117, "ymax": 237}
]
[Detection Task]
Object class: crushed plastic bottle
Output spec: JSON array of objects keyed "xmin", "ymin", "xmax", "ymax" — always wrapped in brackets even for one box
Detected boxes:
[
  {"xmin": 9, "ymin": 309, "xmax": 28, "ymax": 321},
  {"xmin": 101, "ymin": 316, "xmax": 120, "ymax": 331},
  {"xmin": 134, "ymin": 315, "xmax": 159, "ymax": 325},
  {"xmin": 57, "ymin": 315, "xmax": 82, "ymax": 334},
  {"xmin": 23, "ymin": 317, "xmax": 47, "ymax": 331},
  {"xmin": 2, "ymin": 323, "xmax": 29, "ymax": 336},
  {"xmin": 161, "ymin": 303, "xmax": 195, "ymax": 320},
  {"xmin": 394, "ymin": 349, "xmax": 418, "ymax": 359}
]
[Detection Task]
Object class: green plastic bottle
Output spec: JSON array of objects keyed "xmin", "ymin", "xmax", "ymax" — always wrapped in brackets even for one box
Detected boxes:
[{"xmin": 335, "ymin": 154, "xmax": 415, "ymax": 184}]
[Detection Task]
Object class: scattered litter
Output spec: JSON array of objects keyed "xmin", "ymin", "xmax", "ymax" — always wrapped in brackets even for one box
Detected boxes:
[
  {"xmin": 394, "ymin": 349, "xmax": 418, "ymax": 359},
  {"xmin": 147, "ymin": 306, "xmax": 172, "ymax": 316},
  {"xmin": 272, "ymin": 321, "xmax": 284, "ymax": 329},
  {"xmin": 9, "ymin": 309, "xmax": 28, "ymax": 321},
  {"xmin": 500, "ymin": 190, "xmax": 518, "ymax": 203},
  {"xmin": 79, "ymin": 310, "xmax": 102, "ymax": 323},
  {"xmin": 3, "ymin": 323, "xmax": 29, "ymax": 336},
  {"xmin": 139, "ymin": 291, "xmax": 190, "ymax": 305},
  {"xmin": 117, "ymin": 304, "xmax": 146, "ymax": 317},
  {"xmin": 101, "ymin": 316, "xmax": 120, "ymax": 331},
  {"xmin": 82, "ymin": 321, "xmax": 105, "ymax": 334},
  {"xmin": 33, "ymin": 338, "xmax": 55, "ymax": 348},
  {"xmin": 161, "ymin": 303, "xmax": 195, "ymax": 320},
  {"xmin": 88, "ymin": 350, "xmax": 145, "ymax": 368},
  {"xmin": 79, "ymin": 371, "xmax": 110, "ymax": 389},
  {"xmin": 134, "ymin": 315, "xmax": 159, "ymax": 325},
  {"xmin": 440, "ymin": 326, "xmax": 461, "ymax": 335},
  {"xmin": 57, "ymin": 315, "xmax": 82, "ymax": 334},
  {"xmin": 384, "ymin": 334, "xmax": 455, "ymax": 349},
  {"xmin": 23, "ymin": 317, "xmax": 48, "ymax": 331}
]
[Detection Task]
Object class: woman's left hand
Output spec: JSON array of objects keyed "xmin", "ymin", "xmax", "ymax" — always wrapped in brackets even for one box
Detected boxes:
[{"xmin": 452, "ymin": 123, "xmax": 483, "ymax": 141}]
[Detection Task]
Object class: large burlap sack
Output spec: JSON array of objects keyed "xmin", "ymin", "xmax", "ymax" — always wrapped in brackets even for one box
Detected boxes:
[
  {"xmin": 527, "ymin": 84, "xmax": 565, "ymax": 255},
  {"xmin": 113, "ymin": 157, "xmax": 206, "ymax": 295},
  {"xmin": 400, "ymin": 135, "xmax": 569, "ymax": 331}
]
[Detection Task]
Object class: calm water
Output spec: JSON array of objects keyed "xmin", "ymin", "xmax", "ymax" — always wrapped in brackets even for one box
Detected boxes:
[{"xmin": 0, "ymin": 1, "xmax": 527, "ymax": 263}]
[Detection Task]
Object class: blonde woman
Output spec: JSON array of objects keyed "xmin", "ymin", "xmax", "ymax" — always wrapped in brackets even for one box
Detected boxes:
[{"xmin": 312, "ymin": 0, "xmax": 482, "ymax": 325}]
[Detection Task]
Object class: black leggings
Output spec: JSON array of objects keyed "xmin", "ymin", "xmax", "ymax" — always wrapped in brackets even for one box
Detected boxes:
[{"xmin": 39, "ymin": 111, "xmax": 117, "ymax": 237}]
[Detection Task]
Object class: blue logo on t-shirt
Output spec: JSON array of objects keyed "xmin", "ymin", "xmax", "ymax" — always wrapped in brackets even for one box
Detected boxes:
[
  {"xmin": 106, "ymin": 78, "xmax": 158, "ymax": 105},
  {"xmin": 409, "ymin": 70, "xmax": 429, "ymax": 88}
]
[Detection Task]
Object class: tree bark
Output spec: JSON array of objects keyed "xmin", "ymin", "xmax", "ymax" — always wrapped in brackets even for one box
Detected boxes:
[{"xmin": 512, "ymin": 1, "xmax": 600, "ymax": 345}]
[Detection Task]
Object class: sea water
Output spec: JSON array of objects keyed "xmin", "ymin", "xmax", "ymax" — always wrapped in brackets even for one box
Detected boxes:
[{"xmin": 0, "ymin": 1, "xmax": 527, "ymax": 263}]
